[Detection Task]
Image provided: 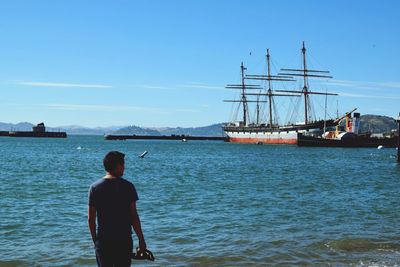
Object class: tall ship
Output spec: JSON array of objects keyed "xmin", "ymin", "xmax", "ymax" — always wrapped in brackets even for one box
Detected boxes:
[{"xmin": 223, "ymin": 42, "xmax": 341, "ymax": 144}]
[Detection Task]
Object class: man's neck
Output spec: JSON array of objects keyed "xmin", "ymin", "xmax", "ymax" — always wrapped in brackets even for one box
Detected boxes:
[{"xmin": 104, "ymin": 173, "xmax": 119, "ymax": 179}]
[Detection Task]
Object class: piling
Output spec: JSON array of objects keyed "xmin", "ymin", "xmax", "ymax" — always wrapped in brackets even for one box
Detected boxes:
[{"xmin": 397, "ymin": 113, "xmax": 400, "ymax": 162}]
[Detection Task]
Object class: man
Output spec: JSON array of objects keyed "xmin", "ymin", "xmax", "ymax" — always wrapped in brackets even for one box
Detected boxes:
[{"xmin": 88, "ymin": 151, "xmax": 147, "ymax": 267}]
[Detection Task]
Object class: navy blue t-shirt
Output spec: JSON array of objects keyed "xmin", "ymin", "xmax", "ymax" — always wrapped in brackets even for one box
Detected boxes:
[{"xmin": 88, "ymin": 177, "xmax": 139, "ymax": 241}]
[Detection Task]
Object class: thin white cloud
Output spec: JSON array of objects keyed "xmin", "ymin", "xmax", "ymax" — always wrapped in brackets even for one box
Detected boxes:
[
  {"xmin": 15, "ymin": 80, "xmax": 234, "ymax": 92},
  {"xmin": 179, "ymin": 84, "xmax": 226, "ymax": 90},
  {"xmin": 178, "ymin": 82, "xmax": 226, "ymax": 90},
  {"xmin": 42, "ymin": 103, "xmax": 199, "ymax": 113},
  {"xmin": 380, "ymin": 81, "xmax": 400, "ymax": 88},
  {"xmin": 138, "ymin": 85, "xmax": 173, "ymax": 90},
  {"xmin": 197, "ymin": 104, "xmax": 210, "ymax": 108},
  {"xmin": 339, "ymin": 92, "xmax": 400, "ymax": 100},
  {"xmin": 136, "ymin": 82, "xmax": 227, "ymax": 91},
  {"xmin": 322, "ymin": 79, "xmax": 400, "ymax": 90},
  {"xmin": 173, "ymin": 108, "xmax": 201, "ymax": 113},
  {"xmin": 45, "ymin": 104, "xmax": 150, "ymax": 112},
  {"xmin": 17, "ymin": 81, "xmax": 113, "ymax": 88}
]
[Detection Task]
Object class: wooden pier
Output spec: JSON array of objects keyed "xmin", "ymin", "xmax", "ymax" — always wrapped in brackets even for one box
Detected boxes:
[
  {"xmin": 397, "ymin": 113, "xmax": 400, "ymax": 162},
  {"xmin": 104, "ymin": 134, "xmax": 228, "ymax": 141}
]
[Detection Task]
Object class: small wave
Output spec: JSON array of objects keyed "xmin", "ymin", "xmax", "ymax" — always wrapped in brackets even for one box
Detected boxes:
[
  {"xmin": 0, "ymin": 260, "xmax": 31, "ymax": 267},
  {"xmin": 323, "ymin": 238, "xmax": 400, "ymax": 253},
  {"xmin": 76, "ymin": 146, "xmax": 91, "ymax": 150}
]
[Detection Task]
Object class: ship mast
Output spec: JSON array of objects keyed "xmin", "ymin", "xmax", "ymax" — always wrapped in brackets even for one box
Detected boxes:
[
  {"xmin": 267, "ymin": 49, "xmax": 273, "ymax": 127},
  {"xmin": 278, "ymin": 42, "xmax": 337, "ymax": 124},
  {"xmin": 224, "ymin": 63, "xmax": 263, "ymax": 126},
  {"xmin": 244, "ymin": 49, "xmax": 297, "ymax": 128},
  {"xmin": 256, "ymin": 94, "xmax": 261, "ymax": 125},
  {"xmin": 302, "ymin": 42, "xmax": 309, "ymax": 124},
  {"xmin": 240, "ymin": 62, "xmax": 248, "ymax": 125}
]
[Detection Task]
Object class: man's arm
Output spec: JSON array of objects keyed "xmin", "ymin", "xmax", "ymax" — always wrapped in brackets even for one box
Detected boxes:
[
  {"xmin": 130, "ymin": 201, "xmax": 147, "ymax": 250},
  {"xmin": 88, "ymin": 206, "xmax": 97, "ymax": 244}
]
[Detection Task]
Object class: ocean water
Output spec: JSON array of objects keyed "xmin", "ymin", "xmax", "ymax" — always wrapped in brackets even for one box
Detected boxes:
[{"xmin": 0, "ymin": 135, "xmax": 399, "ymax": 267}]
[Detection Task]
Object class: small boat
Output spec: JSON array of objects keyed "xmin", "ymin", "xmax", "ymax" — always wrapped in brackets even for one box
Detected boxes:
[
  {"xmin": 297, "ymin": 133, "xmax": 396, "ymax": 148},
  {"xmin": 297, "ymin": 112, "xmax": 397, "ymax": 148}
]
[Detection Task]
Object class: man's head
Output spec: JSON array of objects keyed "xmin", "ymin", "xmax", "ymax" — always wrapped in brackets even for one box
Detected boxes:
[{"xmin": 103, "ymin": 151, "xmax": 125, "ymax": 177}]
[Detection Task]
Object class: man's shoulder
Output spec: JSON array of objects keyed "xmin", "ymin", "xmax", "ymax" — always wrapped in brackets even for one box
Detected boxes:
[
  {"xmin": 89, "ymin": 177, "xmax": 136, "ymax": 193},
  {"xmin": 90, "ymin": 178, "xmax": 107, "ymax": 189},
  {"xmin": 120, "ymin": 177, "xmax": 135, "ymax": 187},
  {"xmin": 121, "ymin": 178, "xmax": 139, "ymax": 201}
]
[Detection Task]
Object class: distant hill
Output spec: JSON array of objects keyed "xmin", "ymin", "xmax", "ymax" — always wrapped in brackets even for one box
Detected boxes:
[
  {"xmin": 113, "ymin": 126, "xmax": 161, "ymax": 136},
  {"xmin": 0, "ymin": 122, "xmax": 34, "ymax": 131},
  {"xmin": 156, "ymin": 123, "xmax": 224, "ymax": 136},
  {"xmin": 54, "ymin": 125, "xmax": 122, "ymax": 135},
  {"xmin": 360, "ymin": 114, "xmax": 397, "ymax": 134},
  {"xmin": 113, "ymin": 123, "xmax": 225, "ymax": 137}
]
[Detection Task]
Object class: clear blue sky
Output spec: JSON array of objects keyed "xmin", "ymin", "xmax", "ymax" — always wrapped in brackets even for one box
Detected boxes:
[{"xmin": 0, "ymin": 0, "xmax": 399, "ymax": 127}]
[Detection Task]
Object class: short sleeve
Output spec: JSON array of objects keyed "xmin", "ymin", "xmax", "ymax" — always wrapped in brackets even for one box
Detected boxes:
[
  {"xmin": 88, "ymin": 186, "xmax": 96, "ymax": 206},
  {"xmin": 130, "ymin": 183, "xmax": 139, "ymax": 203}
]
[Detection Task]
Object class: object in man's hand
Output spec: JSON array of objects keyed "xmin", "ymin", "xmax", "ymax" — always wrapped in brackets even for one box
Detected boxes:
[{"xmin": 132, "ymin": 247, "xmax": 155, "ymax": 261}]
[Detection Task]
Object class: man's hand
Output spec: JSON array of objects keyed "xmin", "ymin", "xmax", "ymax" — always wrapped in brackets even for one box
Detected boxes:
[
  {"xmin": 139, "ymin": 239, "xmax": 147, "ymax": 251},
  {"xmin": 130, "ymin": 201, "xmax": 147, "ymax": 252}
]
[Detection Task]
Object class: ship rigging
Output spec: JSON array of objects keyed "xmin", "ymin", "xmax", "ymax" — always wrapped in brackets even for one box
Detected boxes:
[{"xmin": 223, "ymin": 42, "xmax": 340, "ymax": 144}]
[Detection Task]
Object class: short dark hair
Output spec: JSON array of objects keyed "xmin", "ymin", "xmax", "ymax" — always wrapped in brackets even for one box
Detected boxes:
[{"xmin": 103, "ymin": 151, "xmax": 125, "ymax": 172}]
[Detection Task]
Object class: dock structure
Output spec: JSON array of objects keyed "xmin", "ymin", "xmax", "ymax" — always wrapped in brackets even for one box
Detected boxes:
[
  {"xmin": 0, "ymin": 123, "xmax": 67, "ymax": 138},
  {"xmin": 104, "ymin": 134, "xmax": 228, "ymax": 141},
  {"xmin": 397, "ymin": 113, "xmax": 400, "ymax": 162}
]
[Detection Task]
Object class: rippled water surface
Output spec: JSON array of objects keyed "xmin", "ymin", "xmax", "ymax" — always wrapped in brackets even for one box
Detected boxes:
[{"xmin": 0, "ymin": 136, "xmax": 399, "ymax": 266}]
